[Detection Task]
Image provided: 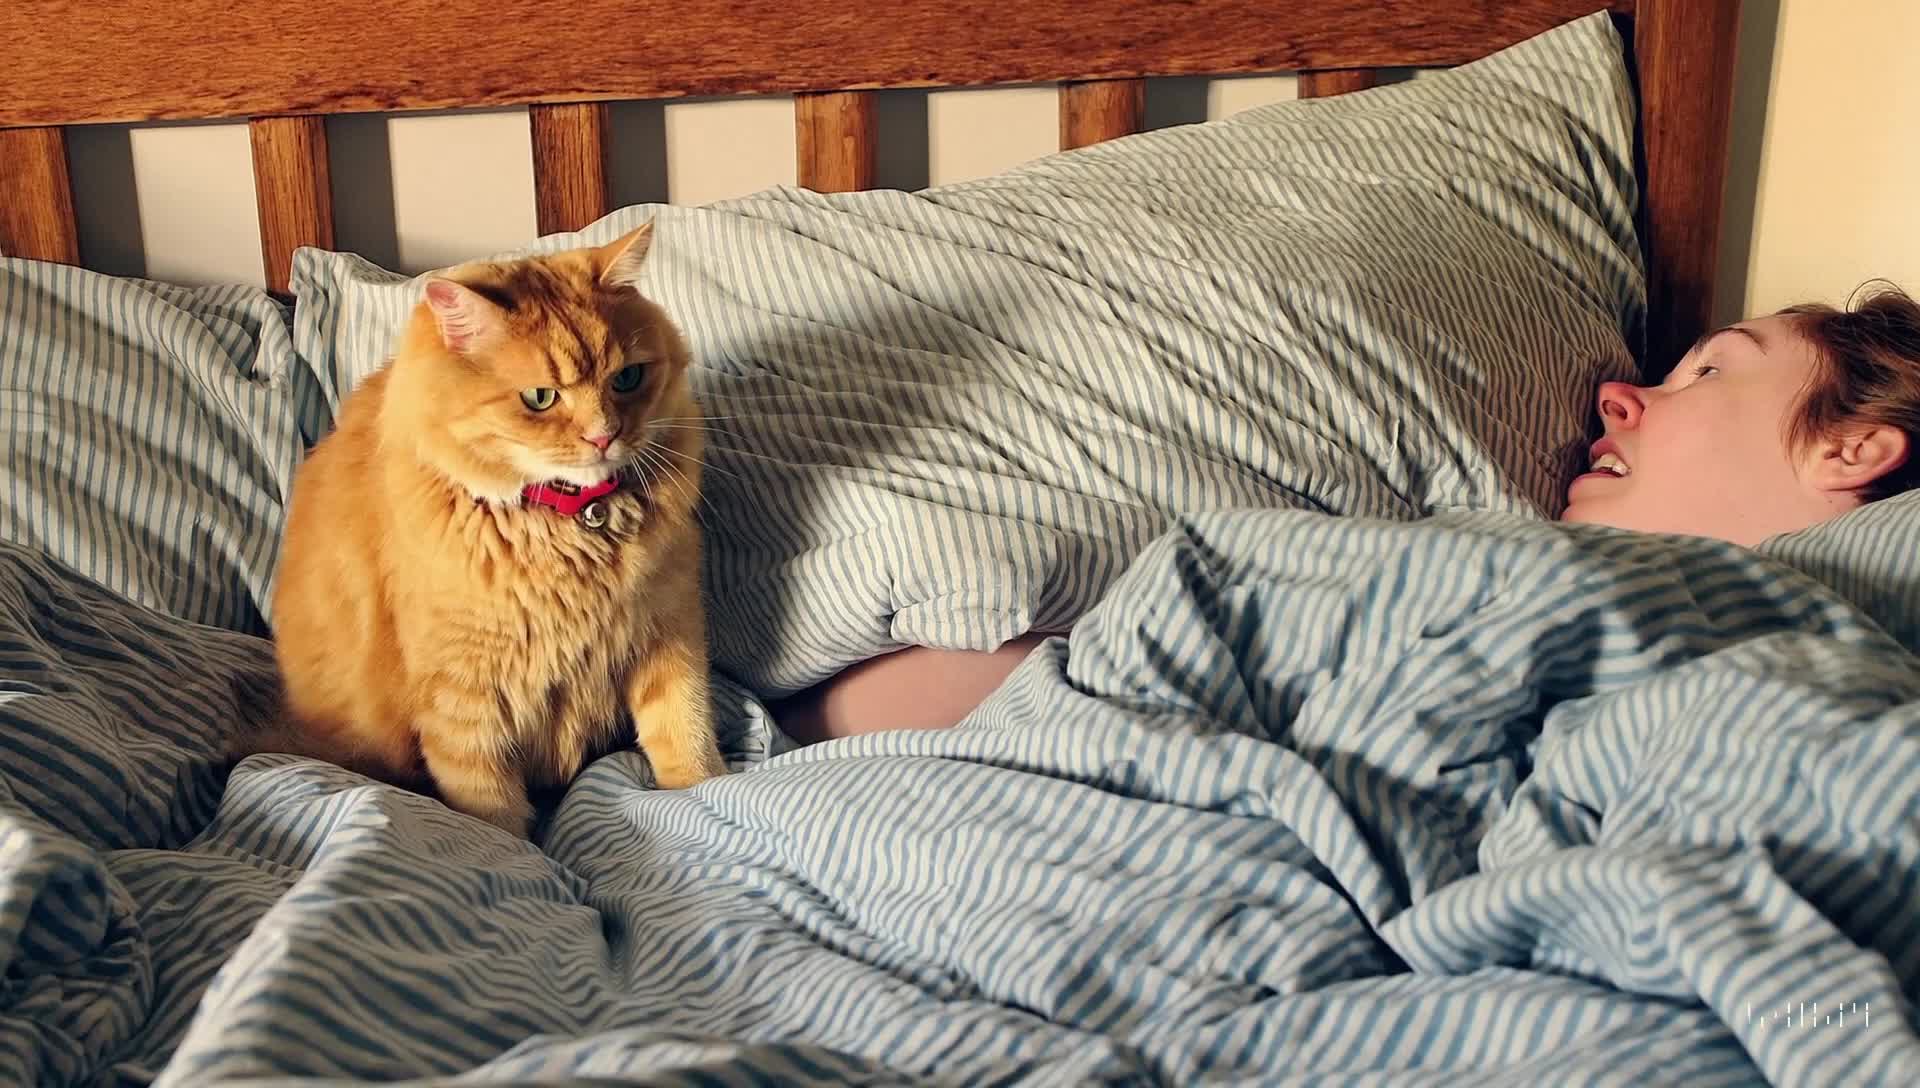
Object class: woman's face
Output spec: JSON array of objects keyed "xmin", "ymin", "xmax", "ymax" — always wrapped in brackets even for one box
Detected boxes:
[{"xmin": 1560, "ymin": 314, "xmax": 1848, "ymax": 547}]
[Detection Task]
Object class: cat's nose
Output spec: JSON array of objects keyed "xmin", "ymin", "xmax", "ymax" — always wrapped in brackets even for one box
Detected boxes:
[{"xmin": 582, "ymin": 429, "xmax": 619, "ymax": 452}]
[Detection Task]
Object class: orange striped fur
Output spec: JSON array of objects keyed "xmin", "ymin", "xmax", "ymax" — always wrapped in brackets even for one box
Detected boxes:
[{"xmin": 251, "ymin": 224, "xmax": 724, "ymax": 836}]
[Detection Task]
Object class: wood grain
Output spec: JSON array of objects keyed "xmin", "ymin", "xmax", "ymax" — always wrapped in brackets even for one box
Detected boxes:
[
  {"xmin": 1059, "ymin": 79, "xmax": 1145, "ymax": 150},
  {"xmin": 248, "ymin": 116, "xmax": 334, "ymax": 296},
  {"xmin": 1296, "ymin": 68, "xmax": 1380, "ymax": 98},
  {"xmin": 530, "ymin": 102, "xmax": 612, "ymax": 233},
  {"xmin": 0, "ymin": 0, "xmax": 1633, "ymax": 126},
  {"xmin": 0, "ymin": 0, "xmax": 1737, "ymax": 366},
  {"xmin": 795, "ymin": 91, "xmax": 876, "ymax": 192},
  {"xmin": 0, "ymin": 127, "xmax": 79, "ymax": 264},
  {"xmin": 1634, "ymin": 0, "xmax": 1739, "ymax": 372}
]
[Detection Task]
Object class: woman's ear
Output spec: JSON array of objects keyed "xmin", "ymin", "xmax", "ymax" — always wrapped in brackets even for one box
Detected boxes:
[{"xmin": 1809, "ymin": 425, "xmax": 1909, "ymax": 493}]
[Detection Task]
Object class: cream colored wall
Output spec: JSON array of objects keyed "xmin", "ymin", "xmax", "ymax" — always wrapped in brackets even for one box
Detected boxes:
[
  {"xmin": 64, "ymin": 1, "xmax": 1914, "ymax": 330},
  {"xmin": 1730, "ymin": 0, "xmax": 1920, "ymax": 319},
  {"xmin": 67, "ymin": 76, "xmax": 1297, "ymax": 288}
]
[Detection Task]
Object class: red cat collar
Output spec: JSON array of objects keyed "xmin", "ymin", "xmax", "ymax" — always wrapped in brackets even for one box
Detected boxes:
[{"xmin": 521, "ymin": 475, "xmax": 619, "ymax": 516}]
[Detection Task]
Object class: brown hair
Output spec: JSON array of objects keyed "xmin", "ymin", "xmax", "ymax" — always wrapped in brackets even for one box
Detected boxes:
[{"xmin": 1781, "ymin": 281, "xmax": 1920, "ymax": 502}]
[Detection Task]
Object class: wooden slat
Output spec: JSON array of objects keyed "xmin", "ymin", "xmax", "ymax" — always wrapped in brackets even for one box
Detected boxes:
[
  {"xmin": 0, "ymin": 127, "xmax": 79, "ymax": 264},
  {"xmin": 0, "ymin": 0, "xmax": 1635, "ymax": 126},
  {"xmin": 530, "ymin": 102, "xmax": 612, "ymax": 233},
  {"xmin": 248, "ymin": 116, "xmax": 334, "ymax": 296},
  {"xmin": 1059, "ymin": 79, "xmax": 1145, "ymax": 150},
  {"xmin": 1634, "ymin": 0, "xmax": 1739, "ymax": 373},
  {"xmin": 795, "ymin": 91, "xmax": 876, "ymax": 192},
  {"xmin": 1296, "ymin": 68, "xmax": 1380, "ymax": 98}
]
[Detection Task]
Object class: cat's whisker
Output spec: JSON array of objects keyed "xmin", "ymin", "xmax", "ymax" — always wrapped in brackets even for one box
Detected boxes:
[
  {"xmin": 664, "ymin": 470, "xmax": 720, "ymax": 527},
  {"xmin": 696, "ymin": 412, "xmax": 839, "ymax": 422},
  {"xmin": 631, "ymin": 458, "xmax": 683, "ymax": 523},
  {"xmin": 634, "ymin": 446, "xmax": 714, "ymax": 530},
  {"xmin": 649, "ymin": 442, "xmax": 705, "ymax": 463},
  {"xmin": 699, "ymin": 391, "xmax": 852, "ymax": 404},
  {"xmin": 648, "ymin": 445, "xmax": 737, "ymax": 491},
  {"xmin": 702, "ymin": 393, "xmax": 843, "ymax": 405},
  {"xmin": 641, "ymin": 427, "xmax": 721, "ymax": 441},
  {"xmin": 638, "ymin": 440, "xmax": 702, "ymax": 488},
  {"xmin": 699, "ymin": 400, "xmax": 882, "ymax": 416},
  {"xmin": 650, "ymin": 463, "xmax": 695, "ymax": 508},
  {"xmin": 628, "ymin": 443, "xmax": 675, "ymax": 487},
  {"xmin": 651, "ymin": 443, "xmax": 743, "ymax": 482},
  {"xmin": 639, "ymin": 442, "xmax": 692, "ymax": 486},
  {"xmin": 625, "ymin": 447, "xmax": 665, "ymax": 486}
]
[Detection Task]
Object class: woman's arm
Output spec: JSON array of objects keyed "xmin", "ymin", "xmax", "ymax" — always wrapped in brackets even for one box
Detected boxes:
[{"xmin": 769, "ymin": 634, "xmax": 1049, "ymax": 746}]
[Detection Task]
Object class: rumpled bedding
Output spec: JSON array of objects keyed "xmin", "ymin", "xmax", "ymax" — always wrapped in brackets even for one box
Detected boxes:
[{"xmin": 5, "ymin": 506, "xmax": 1918, "ymax": 1086}]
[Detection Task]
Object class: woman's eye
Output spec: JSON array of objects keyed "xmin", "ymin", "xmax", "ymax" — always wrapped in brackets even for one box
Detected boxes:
[
  {"xmin": 610, "ymin": 364, "xmax": 646, "ymax": 394},
  {"xmin": 521, "ymin": 387, "xmax": 558, "ymax": 411},
  {"xmin": 1691, "ymin": 363, "xmax": 1720, "ymax": 380}
]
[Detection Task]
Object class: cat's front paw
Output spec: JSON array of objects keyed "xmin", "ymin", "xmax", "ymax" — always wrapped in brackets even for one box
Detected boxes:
[{"xmin": 648, "ymin": 746, "xmax": 727, "ymax": 790}]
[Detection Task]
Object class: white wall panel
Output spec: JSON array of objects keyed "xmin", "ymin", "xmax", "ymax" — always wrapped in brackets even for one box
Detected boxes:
[{"xmin": 130, "ymin": 123, "xmax": 264, "ymax": 288}]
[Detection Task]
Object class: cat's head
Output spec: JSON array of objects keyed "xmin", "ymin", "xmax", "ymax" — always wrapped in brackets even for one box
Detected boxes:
[{"xmin": 392, "ymin": 224, "xmax": 696, "ymax": 502}]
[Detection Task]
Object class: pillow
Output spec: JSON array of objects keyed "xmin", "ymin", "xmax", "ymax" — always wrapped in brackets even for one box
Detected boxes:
[
  {"xmin": 0, "ymin": 259, "xmax": 310, "ymax": 635},
  {"xmin": 1756, "ymin": 491, "xmax": 1920, "ymax": 657},
  {"xmin": 289, "ymin": 11, "xmax": 1643, "ymax": 694}
]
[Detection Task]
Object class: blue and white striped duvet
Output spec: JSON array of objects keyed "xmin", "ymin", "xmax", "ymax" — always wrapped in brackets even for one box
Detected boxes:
[{"xmin": 7, "ymin": 502, "xmax": 1919, "ymax": 1086}]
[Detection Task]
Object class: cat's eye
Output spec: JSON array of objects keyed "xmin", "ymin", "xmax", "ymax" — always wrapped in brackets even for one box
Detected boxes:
[
  {"xmin": 520, "ymin": 387, "xmax": 558, "ymax": 411},
  {"xmin": 610, "ymin": 364, "xmax": 646, "ymax": 394}
]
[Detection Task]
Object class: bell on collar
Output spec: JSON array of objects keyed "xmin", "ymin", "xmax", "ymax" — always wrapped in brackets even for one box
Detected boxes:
[{"xmin": 579, "ymin": 499, "xmax": 611, "ymax": 530}]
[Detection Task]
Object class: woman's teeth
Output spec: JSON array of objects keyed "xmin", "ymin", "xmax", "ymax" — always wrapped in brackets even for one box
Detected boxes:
[{"xmin": 1591, "ymin": 452, "xmax": 1630, "ymax": 477}]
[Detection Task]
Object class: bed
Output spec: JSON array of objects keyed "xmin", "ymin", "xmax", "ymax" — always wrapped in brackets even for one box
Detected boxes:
[{"xmin": 6, "ymin": 2, "xmax": 1920, "ymax": 1085}]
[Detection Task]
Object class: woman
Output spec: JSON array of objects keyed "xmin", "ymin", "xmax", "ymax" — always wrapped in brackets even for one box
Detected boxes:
[{"xmin": 774, "ymin": 284, "xmax": 1920, "ymax": 744}]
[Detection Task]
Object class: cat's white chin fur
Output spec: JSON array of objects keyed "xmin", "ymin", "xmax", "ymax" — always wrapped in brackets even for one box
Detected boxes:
[
  {"xmin": 544, "ymin": 461, "xmax": 621, "ymax": 487},
  {"xmin": 463, "ymin": 482, "xmax": 526, "ymax": 506},
  {"xmin": 444, "ymin": 461, "xmax": 619, "ymax": 507}
]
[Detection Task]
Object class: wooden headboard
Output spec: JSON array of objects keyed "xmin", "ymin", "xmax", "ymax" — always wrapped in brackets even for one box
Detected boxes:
[{"xmin": 0, "ymin": 0, "xmax": 1737, "ymax": 368}]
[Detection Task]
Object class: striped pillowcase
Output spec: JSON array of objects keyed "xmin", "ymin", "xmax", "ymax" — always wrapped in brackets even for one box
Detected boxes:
[
  {"xmin": 290, "ymin": 12, "xmax": 1644, "ymax": 694},
  {"xmin": 0, "ymin": 259, "xmax": 309, "ymax": 634}
]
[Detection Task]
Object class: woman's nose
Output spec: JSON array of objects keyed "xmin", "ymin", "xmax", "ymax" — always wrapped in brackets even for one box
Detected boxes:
[{"xmin": 1596, "ymin": 381, "xmax": 1646, "ymax": 428}]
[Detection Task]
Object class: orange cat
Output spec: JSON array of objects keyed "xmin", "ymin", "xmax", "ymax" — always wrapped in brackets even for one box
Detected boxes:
[{"xmin": 252, "ymin": 224, "xmax": 725, "ymax": 836}]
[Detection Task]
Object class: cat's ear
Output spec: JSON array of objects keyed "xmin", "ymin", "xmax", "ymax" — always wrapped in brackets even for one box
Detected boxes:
[
  {"xmin": 595, "ymin": 223, "xmax": 654, "ymax": 291},
  {"xmin": 423, "ymin": 278, "xmax": 506, "ymax": 354}
]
